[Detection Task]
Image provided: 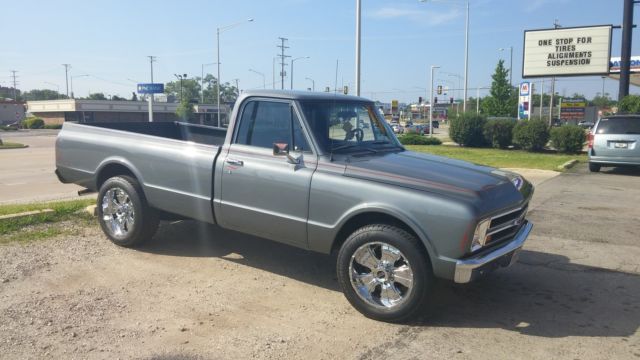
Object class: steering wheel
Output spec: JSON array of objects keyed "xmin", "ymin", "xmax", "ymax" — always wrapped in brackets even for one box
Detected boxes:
[{"xmin": 352, "ymin": 128, "xmax": 364, "ymax": 142}]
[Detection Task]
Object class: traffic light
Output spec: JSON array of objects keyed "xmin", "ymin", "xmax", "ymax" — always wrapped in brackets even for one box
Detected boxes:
[
  {"xmin": 418, "ymin": 96, "xmax": 423, "ymax": 104},
  {"xmin": 437, "ymin": 85, "xmax": 442, "ymax": 95},
  {"xmin": 450, "ymin": 97, "xmax": 454, "ymax": 104},
  {"xmin": 434, "ymin": 97, "xmax": 438, "ymax": 104}
]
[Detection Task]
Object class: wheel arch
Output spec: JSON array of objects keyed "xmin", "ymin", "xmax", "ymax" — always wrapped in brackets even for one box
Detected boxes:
[
  {"xmin": 330, "ymin": 208, "xmax": 436, "ymax": 267},
  {"xmin": 95, "ymin": 158, "xmax": 143, "ymax": 191}
]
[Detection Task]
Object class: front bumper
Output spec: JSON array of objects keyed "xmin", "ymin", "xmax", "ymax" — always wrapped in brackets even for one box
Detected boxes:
[{"xmin": 453, "ymin": 221, "xmax": 533, "ymax": 283}]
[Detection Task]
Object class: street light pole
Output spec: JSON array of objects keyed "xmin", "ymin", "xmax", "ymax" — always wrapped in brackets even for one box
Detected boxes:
[
  {"xmin": 249, "ymin": 69, "xmax": 266, "ymax": 89},
  {"xmin": 305, "ymin": 77, "xmax": 315, "ymax": 91},
  {"xmin": 420, "ymin": 0, "xmax": 469, "ymax": 112},
  {"xmin": 430, "ymin": 65, "xmax": 440, "ymax": 137},
  {"xmin": 290, "ymin": 56, "xmax": 310, "ymax": 90},
  {"xmin": 499, "ymin": 46, "xmax": 513, "ymax": 86},
  {"xmin": 217, "ymin": 18, "xmax": 254, "ymax": 127},
  {"xmin": 355, "ymin": 0, "xmax": 362, "ymax": 96}
]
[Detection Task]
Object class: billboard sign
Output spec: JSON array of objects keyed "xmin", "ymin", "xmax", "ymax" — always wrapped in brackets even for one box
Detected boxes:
[
  {"xmin": 609, "ymin": 56, "xmax": 640, "ymax": 73},
  {"xmin": 523, "ymin": 25, "xmax": 612, "ymax": 78},
  {"xmin": 137, "ymin": 83, "xmax": 164, "ymax": 94},
  {"xmin": 391, "ymin": 100, "xmax": 399, "ymax": 114},
  {"xmin": 560, "ymin": 98, "xmax": 586, "ymax": 121},
  {"xmin": 518, "ymin": 81, "xmax": 531, "ymax": 120}
]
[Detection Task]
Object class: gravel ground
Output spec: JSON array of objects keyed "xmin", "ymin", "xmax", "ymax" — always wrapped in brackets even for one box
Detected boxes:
[{"xmin": 1, "ymin": 166, "xmax": 639, "ymax": 359}]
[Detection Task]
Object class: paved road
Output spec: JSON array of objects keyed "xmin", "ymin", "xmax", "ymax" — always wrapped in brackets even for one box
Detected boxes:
[{"xmin": 0, "ymin": 130, "xmax": 84, "ymax": 204}]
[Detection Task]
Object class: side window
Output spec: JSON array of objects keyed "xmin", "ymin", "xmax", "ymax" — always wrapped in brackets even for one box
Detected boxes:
[{"xmin": 236, "ymin": 100, "xmax": 310, "ymax": 152}]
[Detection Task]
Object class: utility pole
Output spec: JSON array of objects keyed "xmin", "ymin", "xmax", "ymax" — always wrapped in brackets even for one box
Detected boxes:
[
  {"xmin": 540, "ymin": 78, "xmax": 545, "ymax": 121},
  {"xmin": 277, "ymin": 37, "xmax": 290, "ymax": 90},
  {"xmin": 148, "ymin": 55, "xmax": 156, "ymax": 122},
  {"xmin": 10, "ymin": 70, "xmax": 18, "ymax": 100},
  {"xmin": 272, "ymin": 58, "xmax": 276, "ymax": 89},
  {"xmin": 619, "ymin": 0, "xmax": 634, "ymax": 100},
  {"xmin": 62, "ymin": 64, "xmax": 71, "ymax": 97},
  {"xmin": 430, "ymin": 65, "xmax": 440, "ymax": 137}
]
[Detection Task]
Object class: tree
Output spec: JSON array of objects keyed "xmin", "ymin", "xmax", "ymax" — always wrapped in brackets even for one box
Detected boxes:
[
  {"xmin": 618, "ymin": 95, "xmax": 640, "ymax": 113},
  {"xmin": 165, "ymin": 78, "xmax": 200, "ymax": 104},
  {"xmin": 111, "ymin": 95, "xmax": 126, "ymax": 101},
  {"xmin": 22, "ymin": 89, "xmax": 67, "ymax": 101},
  {"xmin": 590, "ymin": 95, "xmax": 615, "ymax": 108},
  {"xmin": 481, "ymin": 60, "xmax": 517, "ymax": 117},
  {"xmin": 87, "ymin": 93, "xmax": 107, "ymax": 100},
  {"xmin": 175, "ymin": 99, "xmax": 195, "ymax": 122},
  {"xmin": 131, "ymin": 92, "xmax": 138, "ymax": 101}
]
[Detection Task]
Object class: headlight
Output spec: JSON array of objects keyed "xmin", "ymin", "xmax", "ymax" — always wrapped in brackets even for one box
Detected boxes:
[
  {"xmin": 471, "ymin": 218, "xmax": 491, "ymax": 251},
  {"xmin": 491, "ymin": 170, "xmax": 524, "ymax": 190}
]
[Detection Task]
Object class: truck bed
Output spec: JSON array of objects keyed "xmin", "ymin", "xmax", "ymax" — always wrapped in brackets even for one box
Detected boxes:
[
  {"xmin": 85, "ymin": 121, "xmax": 227, "ymax": 146},
  {"xmin": 56, "ymin": 121, "xmax": 225, "ymax": 223}
]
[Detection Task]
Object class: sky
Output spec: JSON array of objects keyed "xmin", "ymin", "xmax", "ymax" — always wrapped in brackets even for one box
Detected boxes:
[{"xmin": 2, "ymin": 0, "xmax": 639, "ymax": 104}]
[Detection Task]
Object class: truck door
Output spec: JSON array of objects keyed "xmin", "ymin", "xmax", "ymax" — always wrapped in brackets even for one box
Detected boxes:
[{"xmin": 218, "ymin": 98, "xmax": 317, "ymax": 247}]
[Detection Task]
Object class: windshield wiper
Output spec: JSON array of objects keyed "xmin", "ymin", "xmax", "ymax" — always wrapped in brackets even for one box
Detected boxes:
[{"xmin": 331, "ymin": 143, "xmax": 377, "ymax": 153}]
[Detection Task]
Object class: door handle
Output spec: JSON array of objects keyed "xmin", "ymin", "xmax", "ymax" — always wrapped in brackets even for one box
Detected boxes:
[{"xmin": 226, "ymin": 159, "xmax": 244, "ymax": 166}]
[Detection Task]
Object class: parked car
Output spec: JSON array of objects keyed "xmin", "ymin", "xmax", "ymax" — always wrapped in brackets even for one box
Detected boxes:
[
  {"xmin": 391, "ymin": 124, "xmax": 401, "ymax": 134},
  {"xmin": 56, "ymin": 90, "xmax": 533, "ymax": 322},
  {"xmin": 588, "ymin": 115, "xmax": 640, "ymax": 172},
  {"xmin": 404, "ymin": 124, "xmax": 428, "ymax": 135},
  {"xmin": 431, "ymin": 120, "xmax": 440, "ymax": 129},
  {"xmin": 578, "ymin": 120, "xmax": 595, "ymax": 129}
]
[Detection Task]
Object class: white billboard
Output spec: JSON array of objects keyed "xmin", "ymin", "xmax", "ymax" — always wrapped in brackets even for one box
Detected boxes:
[{"xmin": 523, "ymin": 25, "xmax": 612, "ymax": 78}]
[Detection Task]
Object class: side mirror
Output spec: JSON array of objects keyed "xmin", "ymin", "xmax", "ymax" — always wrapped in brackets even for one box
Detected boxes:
[
  {"xmin": 273, "ymin": 142, "xmax": 300, "ymax": 164},
  {"xmin": 273, "ymin": 142, "xmax": 290, "ymax": 156}
]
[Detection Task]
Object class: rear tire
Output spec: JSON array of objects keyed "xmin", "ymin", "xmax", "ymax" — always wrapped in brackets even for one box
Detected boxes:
[
  {"xmin": 97, "ymin": 176, "xmax": 159, "ymax": 247},
  {"xmin": 336, "ymin": 224, "xmax": 433, "ymax": 323},
  {"xmin": 589, "ymin": 162, "xmax": 601, "ymax": 173}
]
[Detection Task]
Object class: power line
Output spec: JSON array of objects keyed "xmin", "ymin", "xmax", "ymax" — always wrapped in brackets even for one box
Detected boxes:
[{"xmin": 277, "ymin": 37, "xmax": 290, "ymax": 90}]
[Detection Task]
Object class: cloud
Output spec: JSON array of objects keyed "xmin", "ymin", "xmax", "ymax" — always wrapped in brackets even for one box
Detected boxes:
[{"xmin": 369, "ymin": 6, "xmax": 461, "ymax": 26}]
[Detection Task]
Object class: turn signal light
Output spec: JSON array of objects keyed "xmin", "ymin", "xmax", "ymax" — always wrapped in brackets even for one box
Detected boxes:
[{"xmin": 587, "ymin": 132, "xmax": 594, "ymax": 149}]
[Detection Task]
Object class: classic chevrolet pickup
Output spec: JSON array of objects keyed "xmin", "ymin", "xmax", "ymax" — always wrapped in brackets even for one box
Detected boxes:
[{"xmin": 56, "ymin": 90, "xmax": 533, "ymax": 322}]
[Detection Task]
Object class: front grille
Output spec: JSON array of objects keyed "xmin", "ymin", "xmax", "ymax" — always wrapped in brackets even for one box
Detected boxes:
[{"xmin": 485, "ymin": 204, "xmax": 528, "ymax": 246}]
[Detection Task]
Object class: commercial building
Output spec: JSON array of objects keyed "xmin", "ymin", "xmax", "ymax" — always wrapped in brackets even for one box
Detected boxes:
[
  {"xmin": 0, "ymin": 100, "xmax": 26, "ymax": 125},
  {"xmin": 27, "ymin": 99, "xmax": 230, "ymax": 127}
]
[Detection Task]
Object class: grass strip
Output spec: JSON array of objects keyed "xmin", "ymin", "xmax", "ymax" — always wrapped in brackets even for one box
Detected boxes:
[{"xmin": 405, "ymin": 145, "xmax": 588, "ymax": 171}]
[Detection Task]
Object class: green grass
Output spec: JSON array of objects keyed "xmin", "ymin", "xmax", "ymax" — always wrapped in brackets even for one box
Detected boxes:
[
  {"xmin": 0, "ymin": 199, "xmax": 96, "ymax": 244},
  {"xmin": 0, "ymin": 141, "xmax": 27, "ymax": 149},
  {"xmin": 405, "ymin": 145, "xmax": 588, "ymax": 171}
]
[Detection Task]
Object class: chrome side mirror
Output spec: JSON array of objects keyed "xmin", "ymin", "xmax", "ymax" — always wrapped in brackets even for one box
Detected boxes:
[{"xmin": 273, "ymin": 142, "xmax": 300, "ymax": 164}]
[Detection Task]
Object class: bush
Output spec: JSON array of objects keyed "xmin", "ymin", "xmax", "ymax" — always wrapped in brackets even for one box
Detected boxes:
[
  {"xmin": 550, "ymin": 125, "xmax": 586, "ymax": 154},
  {"xmin": 22, "ymin": 117, "xmax": 45, "ymax": 129},
  {"xmin": 618, "ymin": 95, "xmax": 640, "ymax": 113},
  {"xmin": 483, "ymin": 119, "xmax": 515, "ymax": 149},
  {"xmin": 399, "ymin": 134, "xmax": 442, "ymax": 145},
  {"xmin": 449, "ymin": 112, "xmax": 487, "ymax": 147},
  {"xmin": 44, "ymin": 124, "xmax": 63, "ymax": 129},
  {"xmin": 512, "ymin": 119, "xmax": 550, "ymax": 151}
]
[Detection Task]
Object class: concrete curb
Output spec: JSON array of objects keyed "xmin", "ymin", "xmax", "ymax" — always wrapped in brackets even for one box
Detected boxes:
[
  {"xmin": 0, "ymin": 209, "xmax": 54, "ymax": 220},
  {"xmin": 0, "ymin": 144, "xmax": 29, "ymax": 150},
  {"xmin": 85, "ymin": 205, "xmax": 97, "ymax": 217},
  {"xmin": 557, "ymin": 159, "xmax": 579, "ymax": 171}
]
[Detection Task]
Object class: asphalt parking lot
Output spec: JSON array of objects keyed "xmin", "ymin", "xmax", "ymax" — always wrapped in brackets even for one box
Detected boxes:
[
  {"xmin": 0, "ymin": 163, "xmax": 638, "ymax": 359},
  {"xmin": 0, "ymin": 130, "xmax": 84, "ymax": 204}
]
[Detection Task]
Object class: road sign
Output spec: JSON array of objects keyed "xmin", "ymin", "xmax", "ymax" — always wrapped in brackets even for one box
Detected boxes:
[{"xmin": 137, "ymin": 83, "xmax": 164, "ymax": 94}]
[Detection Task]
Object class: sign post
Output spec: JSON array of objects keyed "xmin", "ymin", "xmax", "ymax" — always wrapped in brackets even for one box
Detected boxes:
[{"xmin": 137, "ymin": 83, "xmax": 164, "ymax": 122}]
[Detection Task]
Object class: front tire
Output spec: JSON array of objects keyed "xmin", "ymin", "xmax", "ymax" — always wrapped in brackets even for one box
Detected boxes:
[
  {"xmin": 589, "ymin": 162, "xmax": 601, "ymax": 172},
  {"xmin": 336, "ymin": 224, "xmax": 433, "ymax": 322},
  {"xmin": 97, "ymin": 176, "xmax": 159, "ymax": 247}
]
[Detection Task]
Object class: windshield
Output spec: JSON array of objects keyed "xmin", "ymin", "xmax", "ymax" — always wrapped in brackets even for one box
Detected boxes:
[
  {"xmin": 299, "ymin": 100, "xmax": 402, "ymax": 154},
  {"xmin": 596, "ymin": 117, "xmax": 640, "ymax": 135}
]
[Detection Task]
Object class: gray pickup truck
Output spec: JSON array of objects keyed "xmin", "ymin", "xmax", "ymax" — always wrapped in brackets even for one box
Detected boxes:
[{"xmin": 56, "ymin": 90, "xmax": 533, "ymax": 322}]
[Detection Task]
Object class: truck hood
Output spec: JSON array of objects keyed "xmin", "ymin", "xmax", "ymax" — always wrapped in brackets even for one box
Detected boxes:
[{"xmin": 343, "ymin": 151, "xmax": 529, "ymax": 212}]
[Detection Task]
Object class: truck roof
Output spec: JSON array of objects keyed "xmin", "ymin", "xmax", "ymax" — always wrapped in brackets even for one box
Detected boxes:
[{"xmin": 238, "ymin": 90, "xmax": 372, "ymax": 103}]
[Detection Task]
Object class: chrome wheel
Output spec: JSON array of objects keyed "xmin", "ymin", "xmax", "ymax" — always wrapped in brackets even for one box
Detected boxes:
[
  {"xmin": 101, "ymin": 187, "xmax": 135, "ymax": 237},
  {"xmin": 349, "ymin": 242, "xmax": 414, "ymax": 309}
]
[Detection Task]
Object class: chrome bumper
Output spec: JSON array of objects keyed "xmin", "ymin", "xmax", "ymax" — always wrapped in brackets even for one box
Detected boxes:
[{"xmin": 454, "ymin": 221, "xmax": 533, "ymax": 284}]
